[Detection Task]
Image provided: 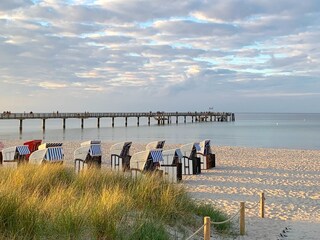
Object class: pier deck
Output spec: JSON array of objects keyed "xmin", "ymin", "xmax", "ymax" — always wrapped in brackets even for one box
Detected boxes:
[{"xmin": 0, "ymin": 111, "xmax": 235, "ymax": 130}]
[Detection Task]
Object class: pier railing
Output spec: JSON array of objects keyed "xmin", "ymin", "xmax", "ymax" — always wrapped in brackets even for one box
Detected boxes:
[
  {"xmin": 1, "ymin": 112, "xmax": 234, "ymax": 119},
  {"xmin": 0, "ymin": 111, "xmax": 235, "ymax": 130}
]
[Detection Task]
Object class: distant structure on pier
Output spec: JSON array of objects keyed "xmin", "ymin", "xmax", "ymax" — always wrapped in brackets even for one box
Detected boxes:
[{"xmin": 0, "ymin": 111, "xmax": 235, "ymax": 131}]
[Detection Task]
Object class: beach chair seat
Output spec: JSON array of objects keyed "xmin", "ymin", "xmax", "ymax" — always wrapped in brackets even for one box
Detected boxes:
[{"xmin": 110, "ymin": 142, "xmax": 132, "ymax": 171}]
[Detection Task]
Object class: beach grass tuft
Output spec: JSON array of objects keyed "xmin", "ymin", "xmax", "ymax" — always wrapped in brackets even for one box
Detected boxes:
[{"xmin": 0, "ymin": 165, "xmax": 230, "ymax": 239}]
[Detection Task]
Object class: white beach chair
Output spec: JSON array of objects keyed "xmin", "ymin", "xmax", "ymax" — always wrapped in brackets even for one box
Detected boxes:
[
  {"xmin": 74, "ymin": 140, "xmax": 102, "ymax": 173},
  {"xmin": 130, "ymin": 149, "xmax": 163, "ymax": 178},
  {"xmin": 145, "ymin": 140, "xmax": 165, "ymax": 150},
  {"xmin": 29, "ymin": 143, "xmax": 64, "ymax": 165},
  {"xmin": 198, "ymin": 139, "xmax": 216, "ymax": 169},
  {"xmin": 110, "ymin": 141, "xmax": 132, "ymax": 171},
  {"xmin": 160, "ymin": 148, "xmax": 183, "ymax": 183},
  {"xmin": 180, "ymin": 143, "xmax": 201, "ymax": 175},
  {"xmin": 0, "ymin": 145, "xmax": 30, "ymax": 167}
]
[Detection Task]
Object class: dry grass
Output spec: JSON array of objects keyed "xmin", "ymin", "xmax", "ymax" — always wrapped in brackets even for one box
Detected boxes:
[{"xmin": 0, "ymin": 165, "xmax": 229, "ymax": 239}]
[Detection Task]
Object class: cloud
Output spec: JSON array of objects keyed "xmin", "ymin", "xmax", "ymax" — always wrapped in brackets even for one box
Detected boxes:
[
  {"xmin": 38, "ymin": 81, "xmax": 67, "ymax": 89},
  {"xmin": 0, "ymin": 0, "xmax": 320, "ymax": 112}
]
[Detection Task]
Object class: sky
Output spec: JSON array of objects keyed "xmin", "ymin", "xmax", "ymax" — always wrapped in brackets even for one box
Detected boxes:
[{"xmin": 0, "ymin": 0, "xmax": 320, "ymax": 113}]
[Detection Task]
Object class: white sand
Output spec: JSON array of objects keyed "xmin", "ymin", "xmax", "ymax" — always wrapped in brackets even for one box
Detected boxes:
[
  {"xmin": 1, "ymin": 140, "xmax": 319, "ymax": 239},
  {"xmin": 183, "ymin": 146, "xmax": 320, "ymax": 240}
]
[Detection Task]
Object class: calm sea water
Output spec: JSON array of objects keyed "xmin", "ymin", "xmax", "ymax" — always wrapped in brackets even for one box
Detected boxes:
[{"xmin": 0, "ymin": 113, "xmax": 320, "ymax": 150}]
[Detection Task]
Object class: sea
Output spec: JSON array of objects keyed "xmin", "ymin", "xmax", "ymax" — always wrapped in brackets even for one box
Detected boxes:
[{"xmin": 0, "ymin": 113, "xmax": 320, "ymax": 150}]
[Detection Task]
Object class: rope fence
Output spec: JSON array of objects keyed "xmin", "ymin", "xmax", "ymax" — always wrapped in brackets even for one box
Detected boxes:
[
  {"xmin": 185, "ymin": 224, "xmax": 205, "ymax": 240},
  {"xmin": 185, "ymin": 192, "xmax": 265, "ymax": 240}
]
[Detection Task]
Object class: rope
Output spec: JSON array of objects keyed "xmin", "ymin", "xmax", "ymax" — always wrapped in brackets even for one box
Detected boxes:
[
  {"xmin": 211, "ymin": 206, "xmax": 242, "ymax": 225},
  {"xmin": 245, "ymin": 200, "xmax": 260, "ymax": 210},
  {"xmin": 185, "ymin": 195, "xmax": 265, "ymax": 239},
  {"xmin": 185, "ymin": 224, "xmax": 205, "ymax": 240}
]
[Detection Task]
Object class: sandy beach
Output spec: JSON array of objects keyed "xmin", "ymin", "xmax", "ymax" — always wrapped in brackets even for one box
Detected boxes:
[{"xmin": 1, "ymin": 140, "xmax": 319, "ymax": 239}]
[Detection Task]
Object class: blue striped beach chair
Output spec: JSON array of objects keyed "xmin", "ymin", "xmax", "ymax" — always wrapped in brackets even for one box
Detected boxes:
[
  {"xmin": 180, "ymin": 142, "xmax": 201, "ymax": 175},
  {"xmin": 130, "ymin": 149, "xmax": 164, "ymax": 178},
  {"xmin": 110, "ymin": 141, "xmax": 132, "ymax": 171},
  {"xmin": 74, "ymin": 141, "xmax": 102, "ymax": 173},
  {"xmin": 0, "ymin": 145, "xmax": 31, "ymax": 167},
  {"xmin": 29, "ymin": 143, "xmax": 64, "ymax": 165},
  {"xmin": 160, "ymin": 148, "xmax": 183, "ymax": 182},
  {"xmin": 198, "ymin": 140, "xmax": 216, "ymax": 169}
]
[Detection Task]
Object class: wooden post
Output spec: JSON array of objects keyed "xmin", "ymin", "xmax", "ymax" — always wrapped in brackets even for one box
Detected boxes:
[
  {"xmin": 260, "ymin": 192, "xmax": 265, "ymax": 218},
  {"xmin": 97, "ymin": 118, "xmax": 100, "ymax": 128},
  {"xmin": 112, "ymin": 117, "xmax": 114, "ymax": 127},
  {"xmin": 184, "ymin": 116, "xmax": 186, "ymax": 123},
  {"xmin": 176, "ymin": 116, "xmax": 178, "ymax": 124},
  {"xmin": 240, "ymin": 202, "xmax": 245, "ymax": 235},
  {"xmin": 81, "ymin": 118, "xmax": 84, "ymax": 129},
  {"xmin": 125, "ymin": 117, "xmax": 128, "ymax": 127},
  {"xmin": 63, "ymin": 118, "xmax": 66, "ymax": 129},
  {"xmin": 137, "ymin": 117, "xmax": 140, "ymax": 126},
  {"xmin": 204, "ymin": 216, "xmax": 211, "ymax": 240},
  {"xmin": 148, "ymin": 117, "xmax": 150, "ymax": 126}
]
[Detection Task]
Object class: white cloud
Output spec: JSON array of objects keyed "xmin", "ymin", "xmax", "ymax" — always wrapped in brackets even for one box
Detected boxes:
[{"xmin": 0, "ymin": 0, "xmax": 320, "ymax": 112}]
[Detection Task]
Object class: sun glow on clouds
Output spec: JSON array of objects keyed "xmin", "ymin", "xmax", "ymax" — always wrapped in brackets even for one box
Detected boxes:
[
  {"xmin": 39, "ymin": 82, "xmax": 67, "ymax": 89},
  {"xmin": 186, "ymin": 65, "xmax": 201, "ymax": 76}
]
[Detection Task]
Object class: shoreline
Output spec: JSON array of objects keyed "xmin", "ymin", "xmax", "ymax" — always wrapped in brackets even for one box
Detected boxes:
[{"xmin": 1, "ymin": 140, "xmax": 320, "ymax": 239}]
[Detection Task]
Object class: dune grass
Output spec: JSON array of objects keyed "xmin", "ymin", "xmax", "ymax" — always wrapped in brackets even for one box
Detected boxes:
[{"xmin": 0, "ymin": 165, "xmax": 230, "ymax": 239}]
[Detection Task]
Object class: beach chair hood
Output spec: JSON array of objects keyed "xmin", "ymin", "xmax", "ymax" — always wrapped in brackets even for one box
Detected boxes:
[
  {"xmin": 180, "ymin": 143, "xmax": 200, "ymax": 157},
  {"xmin": 110, "ymin": 141, "xmax": 132, "ymax": 157},
  {"xmin": 38, "ymin": 143, "xmax": 63, "ymax": 150},
  {"xmin": 145, "ymin": 140, "xmax": 165, "ymax": 150},
  {"xmin": 198, "ymin": 140, "xmax": 212, "ymax": 155}
]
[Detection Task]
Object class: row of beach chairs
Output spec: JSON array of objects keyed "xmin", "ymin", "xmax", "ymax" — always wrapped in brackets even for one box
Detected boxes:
[{"xmin": 0, "ymin": 140, "xmax": 216, "ymax": 183}]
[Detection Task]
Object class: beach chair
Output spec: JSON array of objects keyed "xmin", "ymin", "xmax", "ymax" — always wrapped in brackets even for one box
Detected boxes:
[
  {"xmin": 23, "ymin": 140, "xmax": 42, "ymax": 160},
  {"xmin": 160, "ymin": 148, "xmax": 183, "ymax": 182},
  {"xmin": 198, "ymin": 140, "xmax": 216, "ymax": 169},
  {"xmin": 130, "ymin": 149, "xmax": 163, "ymax": 178},
  {"xmin": 110, "ymin": 141, "xmax": 132, "ymax": 171},
  {"xmin": 29, "ymin": 142, "xmax": 63, "ymax": 165},
  {"xmin": 180, "ymin": 143, "xmax": 201, "ymax": 175},
  {"xmin": 0, "ymin": 145, "xmax": 30, "ymax": 167},
  {"xmin": 145, "ymin": 140, "xmax": 165, "ymax": 150},
  {"xmin": 74, "ymin": 140, "xmax": 102, "ymax": 173}
]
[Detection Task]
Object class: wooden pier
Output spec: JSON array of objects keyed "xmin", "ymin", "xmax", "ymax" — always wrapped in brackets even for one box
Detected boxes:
[{"xmin": 0, "ymin": 111, "xmax": 235, "ymax": 131}]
